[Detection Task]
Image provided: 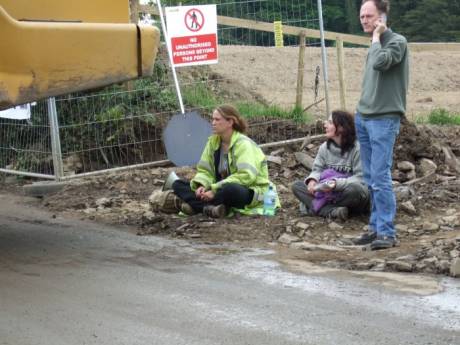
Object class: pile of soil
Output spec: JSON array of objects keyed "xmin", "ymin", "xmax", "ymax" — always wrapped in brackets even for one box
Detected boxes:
[{"xmin": 36, "ymin": 120, "xmax": 460, "ymax": 278}]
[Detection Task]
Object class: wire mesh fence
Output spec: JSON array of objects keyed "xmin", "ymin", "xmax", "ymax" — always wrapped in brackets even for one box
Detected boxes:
[
  {"xmin": 0, "ymin": 101, "xmax": 55, "ymax": 178},
  {"xmin": 154, "ymin": 0, "xmax": 328, "ymax": 111},
  {"xmin": 55, "ymin": 86, "xmax": 175, "ymax": 176},
  {"xmin": 0, "ymin": 0, "xmax": 327, "ymax": 180}
]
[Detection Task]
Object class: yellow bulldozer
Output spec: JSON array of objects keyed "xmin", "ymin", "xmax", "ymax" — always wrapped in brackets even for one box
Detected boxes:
[{"xmin": 0, "ymin": 0, "xmax": 160, "ymax": 110}]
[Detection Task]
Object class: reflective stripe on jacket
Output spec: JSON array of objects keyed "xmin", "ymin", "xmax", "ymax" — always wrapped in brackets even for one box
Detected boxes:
[{"xmin": 191, "ymin": 131, "xmax": 279, "ymax": 213}]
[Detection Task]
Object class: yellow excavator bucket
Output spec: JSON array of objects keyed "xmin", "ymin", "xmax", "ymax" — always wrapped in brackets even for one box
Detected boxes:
[
  {"xmin": 0, "ymin": 0, "xmax": 130, "ymax": 23},
  {"xmin": 0, "ymin": 0, "xmax": 160, "ymax": 110}
]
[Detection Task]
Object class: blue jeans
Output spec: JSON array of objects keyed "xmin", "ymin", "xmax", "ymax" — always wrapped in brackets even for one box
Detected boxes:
[{"xmin": 355, "ymin": 113, "xmax": 400, "ymax": 238}]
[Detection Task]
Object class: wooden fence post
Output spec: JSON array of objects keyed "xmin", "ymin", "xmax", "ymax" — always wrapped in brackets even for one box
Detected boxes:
[
  {"xmin": 336, "ymin": 36, "xmax": 347, "ymax": 110},
  {"xmin": 296, "ymin": 31, "xmax": 306, "ymax": 109}
]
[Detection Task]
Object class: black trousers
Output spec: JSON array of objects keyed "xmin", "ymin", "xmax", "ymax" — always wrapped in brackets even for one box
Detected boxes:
[
  {"xmin": 172, "ymin": 180, "xmax": 254, "ymax": 213},
  {"xmin": 291, "ymin": 180, "xmax": 370, "ymax": 217}
]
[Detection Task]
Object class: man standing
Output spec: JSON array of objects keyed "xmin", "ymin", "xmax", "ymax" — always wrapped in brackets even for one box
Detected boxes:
[{"xmin": 354, "ymin": 0, "xmax": 409, "ymax": 250}]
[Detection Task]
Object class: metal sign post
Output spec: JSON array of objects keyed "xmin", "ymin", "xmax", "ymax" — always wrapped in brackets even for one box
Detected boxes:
[
  {"xmin": 155, "ymin": 0, "xmax": 213, "ymax": 167},
  {"xmin": 47, "ymin": 97, "xmax": 64, "ymax": 180},
  {"xmin": 156, "ymin": 0, "xmax": 185, "ymax": 114},
  {"xmin": 317, "ymin": 0, "xmax": 331, "ymax": 119}
]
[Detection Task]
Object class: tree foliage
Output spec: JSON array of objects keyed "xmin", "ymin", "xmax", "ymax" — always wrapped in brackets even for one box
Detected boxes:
[
  {"xmin": 397, "ymin": 0, "xmax": 460, "ymax": 42},
  {"xmin": 153, "ymin": 0, "xmax": 459, "ymax": 42},
  {"xmin": 320, "ymin": 0, "xmax": 459, "ymax": 42}
]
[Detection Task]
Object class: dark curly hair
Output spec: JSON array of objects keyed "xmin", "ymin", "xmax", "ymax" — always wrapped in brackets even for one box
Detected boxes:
[{"xmin": 326, "ymin": 110, "xmax": 356, "ymax": 156}]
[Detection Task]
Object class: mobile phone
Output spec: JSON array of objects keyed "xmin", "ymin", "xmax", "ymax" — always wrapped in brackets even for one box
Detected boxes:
[{"xmin": 380, "ymin": 13, "xmax": 387, "ymax": 24}]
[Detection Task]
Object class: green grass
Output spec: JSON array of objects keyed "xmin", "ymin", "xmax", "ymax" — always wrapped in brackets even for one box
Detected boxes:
[
  {"xmin": 182, "ymin": 83, "xmax": 220, "ymax": 109},
  {"xmin": 181, "ymin": 83, "xmax": 313, "ymax": 123},
  {"xmin": 416, "ymin": 108, "xmax": 460, "ymax": 125}
]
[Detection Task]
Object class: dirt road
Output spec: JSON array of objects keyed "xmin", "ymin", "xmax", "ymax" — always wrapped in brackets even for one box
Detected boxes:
[{"xmin": 1, "ymin": 193, "xmax": 459, "ymax": 345}]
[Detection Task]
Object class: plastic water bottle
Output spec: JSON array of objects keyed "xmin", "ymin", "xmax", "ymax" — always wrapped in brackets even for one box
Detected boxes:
[{"xmin": 263, "ymin": 185, "xmax": 277, "ymax": 216}]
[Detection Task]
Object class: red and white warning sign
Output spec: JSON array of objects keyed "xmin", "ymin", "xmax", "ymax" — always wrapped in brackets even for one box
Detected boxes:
[{"xmin": 165, "ymin": 5, "xmax": 218, "ymax": 67}]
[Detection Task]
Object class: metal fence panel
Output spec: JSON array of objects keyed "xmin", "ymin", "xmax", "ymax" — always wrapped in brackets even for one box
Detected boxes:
[
  {"xmin": 55, "ymin": 87, "xmax": 176, "ymax": 176},
  {"xmin": 0, "ymin": 101, "xmax": 55, "ymax": 179},
  {"xmin": 1, "ymin": 0, "xmax": 326, "ymax": 179}
]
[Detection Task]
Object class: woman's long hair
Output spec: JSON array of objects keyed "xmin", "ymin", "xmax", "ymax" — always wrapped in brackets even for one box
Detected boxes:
[
  {"xmin": 326, "ymin": 110, "xmax": 356, "ymax": 155},
  {"xmin": 215, "ymin": 105, "xmax": 248, "ymax": 134}
]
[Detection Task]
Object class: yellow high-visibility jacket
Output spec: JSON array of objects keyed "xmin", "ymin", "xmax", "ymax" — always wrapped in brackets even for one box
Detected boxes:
[{"xmin": 191, "ymin": 130, "xmax": 280, "ymax": 214}]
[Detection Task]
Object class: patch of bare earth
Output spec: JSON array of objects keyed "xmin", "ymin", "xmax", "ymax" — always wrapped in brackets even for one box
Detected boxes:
[
  {"xmin": 34, "ymin": 121, "xmax": 460, "ymax": 278},
  {"xmin": 212, "ymin": 46, "xmax": 460, "ymax": 120},
  {"xmin": 6, "ymin": 45, "xmax": 459, "ymax": 278}
]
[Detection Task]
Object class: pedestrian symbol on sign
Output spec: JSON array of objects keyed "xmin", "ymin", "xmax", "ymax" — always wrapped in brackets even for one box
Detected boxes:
[
  {"xmin": 185, "ymin": 8, "xmax": 204, "ymax": 32},
  {"xmin": 190, "ymin": 11, "xmax": 198, "ymax": 29}
]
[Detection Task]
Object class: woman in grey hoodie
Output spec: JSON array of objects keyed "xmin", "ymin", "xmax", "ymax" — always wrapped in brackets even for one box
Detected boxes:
[{"xmin": 291, "ymin": 110, "xmax": 370, "ymax": 221}]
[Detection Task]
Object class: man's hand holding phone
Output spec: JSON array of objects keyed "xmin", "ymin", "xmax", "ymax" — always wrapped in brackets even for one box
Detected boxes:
[{"xmin": 372, "ymin": 13, "xmax": 387, "ymax": 42}]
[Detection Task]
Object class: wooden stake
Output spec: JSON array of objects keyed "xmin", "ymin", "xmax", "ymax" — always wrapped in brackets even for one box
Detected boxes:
[
  {"xmin": 336, "ymin": 36, "xmax": 347, "ymax": 110},
  {"xmin": 296, "ymin": 31, "xmax": 306, "ymax": 109}
]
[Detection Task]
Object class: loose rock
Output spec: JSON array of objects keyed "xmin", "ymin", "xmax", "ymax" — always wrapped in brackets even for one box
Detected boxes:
[
  {"xmin": 278, "ymin": 233, "xmax": 301, "ymax": 244},
  {"xmin": 294, "ymin": 152, "xmax": 315, "ymax": 170},
  {"xmin": 419, "ymin": 158, "xmax": 437, "ymax": 175},
  {"xmin": 386, "ymin": 260, "xmax": 413, "ymax": 272},
  {"xmin": 398, "ymin": 161, "xmax": 416, "ymax": 172},
  {"xmin": 400, "ymin": 201, "xmax": 417, "ymax": 215},
  {"xmin": 449, "ymin": 259, "xmax": 460, "ymax": 278}
]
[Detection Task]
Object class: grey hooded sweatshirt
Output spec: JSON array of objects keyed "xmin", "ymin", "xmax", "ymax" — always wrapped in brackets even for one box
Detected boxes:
[{"xmin": 305, "ymin": 140, "xmax": 365, "ymax": 191}]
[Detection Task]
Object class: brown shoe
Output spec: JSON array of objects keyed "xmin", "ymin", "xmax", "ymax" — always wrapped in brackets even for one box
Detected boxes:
[
  {"xmin": 172, "ymin": 195, "xmax": 195, "ymax": 215},
  {"xmin": 172, "ymin": 195, "xmax": 183, "ymax": 211},
  {"xmin": 180, "ymin": 202, "xmax": 195, "ymax": 215},
  {"xmin": 203, "ymin": 204, "xmax": 227, "ymax": 218}
]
